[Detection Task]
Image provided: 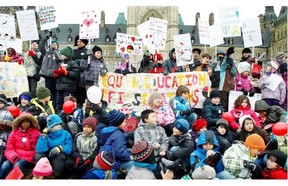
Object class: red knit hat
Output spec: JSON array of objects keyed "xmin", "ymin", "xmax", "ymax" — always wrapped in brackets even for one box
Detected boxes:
[
  {"xmin": 132, "ymin": 141, "xmax": 155, "ymax": 164},
  {"xmin": 94, "ymin": 151, "xmax": 115, "ymax": 170},
  {"xmin": 244, "ymin": 133, "xmax": 265, "ymax": 151},
  {"xmin": 33, "ymin": 157, "xmax": 53, "ymax": 177},
  {"xmin": 192, "ymin": 118, "xmax": 207, "ymax": 131},
  {"xmin": 82, "ymin": 117, "xmax": 98, "ymax": 132}
]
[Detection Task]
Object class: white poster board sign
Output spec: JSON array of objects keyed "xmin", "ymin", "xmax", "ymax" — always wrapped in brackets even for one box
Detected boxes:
[
  {"xmin": 173, "ymin": 34, "xmax": 193, "ymax": 66},
  {"xmin": 38, "ymin": 6, "xmax": 58, "ymax": 30},
  {"xmin": 209, "ymin": 24, "xmax": 224, "ymax": 47},
  {"xmin": 79, "ymin": 9, "xmax": 100, "ymax": 39},
  {"xmin": 242, "ymin": 18, "xmax": 263, "ymax": 48},
  {"xmin": 116, "ymin": 33, "xmax": 143, "ymax": 55},
  {"xmin": 16, "ymin": 10, "xmax": 39, "ymax": 41},
  {"xmin": 0, "ymin": 13, "xmax": 16, "ymax": 41},
  {"xmin": 219, "ymin": 6, "xmax": 241, "ymax": 37},
  {"xmin": 199, "ymin": 18, "xmax": 210, "ymax": 45}
]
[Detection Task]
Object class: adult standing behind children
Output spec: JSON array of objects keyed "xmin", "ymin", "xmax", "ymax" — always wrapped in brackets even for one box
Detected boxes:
[
  {"xmin": 80, "ymin": 45, "xmax": 108, "ymax": 118},
  {"xmin": 72, "ymin": 36, "xmax": 89, "ymax": 109}
]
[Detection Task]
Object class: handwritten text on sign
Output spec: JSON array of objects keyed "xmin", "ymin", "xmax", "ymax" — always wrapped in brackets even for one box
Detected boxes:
[{"xmin": 99, "ymin": 72, "xmax": 211, "ymax": 111}]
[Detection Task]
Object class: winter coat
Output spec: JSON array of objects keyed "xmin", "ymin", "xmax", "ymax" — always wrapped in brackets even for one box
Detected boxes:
[
  {"xmin": 147, "ymin": 103, "xmax": 175, "ymax": 127},
  {"xmin": 4, "ymin": 114, "xmax": 40, "ymax": 163},
  {"xmin": 163, "ymin": 49, "xmax": 184, "ymax": 73},
  {"xmin": 219, "ymin": 56, "xmax": 238, "ymax": 92},
  {"xmin": 23, "ymin": 50, "xmax": 42, "ymax": 80},
  {"xmin": 258, "ymin": 72, "xmax": 286, "ymax": 105},
  {"xmin": 262, "ymin": 168, "xmax": 288, "ymax": 179},
  {"xmin": 55, "ymin": 59, "xmax": 80, "ymax": 92},
  {"xmin": 229, "ymin": 105, "xmax": 261, "ymax": 132},
  {"xmin": 36, "ymin": 129, "xmax": 73, "ymax": 156},
  {"xmin": 99, "ymin": 126, "xmax": 131, "ymax": 169},
  {"xmin": 168, "ymin": 133, "xmax": 194, "ymax": 160},
  {"xmin": 83, "ymin": 169, "xmax": 117, "ymax": 179},
  {"xmin": 202, "ymin": 98, "xmax": 225, "ymax": 130},
  {"xmin": 173, "ymin": 96, "xmax": 192, "ymax": 119},
  {"xmin": 190, "ymin": 130, "xmax": 224, "ymax": 173},
  {"xmin": 235, "ymin": 74, "xmax": 253, "ymax": 91},
  {"xmin": 134, "ymin": 121, "xmax": 169, "ymax": 158}
]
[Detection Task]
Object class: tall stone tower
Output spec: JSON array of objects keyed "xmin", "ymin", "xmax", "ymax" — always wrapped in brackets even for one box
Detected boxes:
[{"xmin": 126, "ymin": 6, "xmax": 178, "ymax": 63}]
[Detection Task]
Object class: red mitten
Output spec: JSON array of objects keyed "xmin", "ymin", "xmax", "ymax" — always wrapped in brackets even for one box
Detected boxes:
[
  {"xmin": 53, "ymin": 69, "xmax": 65, "ymax": 75},
  {"xmin": 17, "ymin": 57, "xmax": 24, "ymax": 65},
  {"xmin": 53, "ymin": 73, "xmax": 59, "ymax": 78},
  {"xmin": 28, "ymin": 50, "xmax": 35, "ymax": 57}
]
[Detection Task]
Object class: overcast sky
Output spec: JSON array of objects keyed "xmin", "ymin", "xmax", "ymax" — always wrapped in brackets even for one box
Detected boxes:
[{"xmin": 5, "ymin": 0, "xmax": 287, "ymax": 25}]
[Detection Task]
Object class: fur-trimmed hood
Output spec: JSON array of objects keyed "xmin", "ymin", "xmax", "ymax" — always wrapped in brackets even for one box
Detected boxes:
[{"xmin": 12, "ymin": 114, "xmax": 39, "ymax": 130}]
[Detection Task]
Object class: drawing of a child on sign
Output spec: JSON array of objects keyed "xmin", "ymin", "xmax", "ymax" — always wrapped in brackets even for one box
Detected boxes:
[
  {"xmin": 79, "ymin": 10, "xmax": 100, "ymax": 39},
  {"xmin": 173, "ymin": 33, "xmax": 193, "ymax": 66}
]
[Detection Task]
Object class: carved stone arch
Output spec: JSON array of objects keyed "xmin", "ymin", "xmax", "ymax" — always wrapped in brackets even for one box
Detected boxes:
[{"xmin": 141, "ymin": 9, "xmax": 163, "ymax": 23}]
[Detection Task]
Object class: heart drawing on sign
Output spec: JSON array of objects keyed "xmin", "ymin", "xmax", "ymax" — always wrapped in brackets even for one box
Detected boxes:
[
  {"xmin": 153, "ymin": 32, "xmax": 163, "ymax": 47},
  {"xmin": 120, "ymin": 47, "xmax": 125, "ymax": 52},
  {"xmin": 131, "ymin": 37, "xmax": 135, "ymax": 42},
  {"xmin": 83, "ymin": 19, "xmax": 94, "ymax": 27}
]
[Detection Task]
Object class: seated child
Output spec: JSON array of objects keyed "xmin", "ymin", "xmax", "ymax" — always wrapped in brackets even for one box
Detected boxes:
[{"xmin": 32, "ymin": 157, "xmax": 53, "ymax": 179}]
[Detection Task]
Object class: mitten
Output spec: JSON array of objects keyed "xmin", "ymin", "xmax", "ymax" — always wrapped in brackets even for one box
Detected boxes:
[
  {"xmin": 48, "ymin": 146, "xmax": 62, "ymax": 158},
  {"xmin": 92, "ymin": 103, "xmax": 102, "ymax": 113},
  {"xmin": 240, "ymin": 88, "xmax": 248, "ymax": 96},
  {"xmin": 77, "ymin": 159, "xmax": 92, "ymax": 172},
  {"xmin": 226, "ymin": 58, "xmax": 234, "ymax": 67},
  {"xmin": 74, "ymin": 157, "xmax": 84, "ymax": 170},
  {"xmin": 42, "ymin": 128, "xmax": 49, "ymax": 137},
  {"xmin": 83, "ymin": 49, "xmax": 93, "ymax": 60},
  {"xmin": 248, "ymin": 88, "xmax": 255, "ymax": 97},
  {"xmin": 4, "ymin": 55, "xmax": 10, "ymax": 62},
  {"xmin": 100, "ymin": 69, "xmax": 107, "ymax": 76},
  {"xmin": 53, "ymin": 73, "xmax": 59, "ymax": 78},
  {"xmin": 226, "ymin": 47, "xmax": 235, "ymax": 57},
  {"xmin": 17, "ymin": 57, "xmax": 24, "ymax": 65},
  {"xmin": 28, "ymin": 50, "xmax": 35, "ymax": 57},
  {"xmin": 243, "ymin": 160, "xmax": 257, "ymax": 171}
]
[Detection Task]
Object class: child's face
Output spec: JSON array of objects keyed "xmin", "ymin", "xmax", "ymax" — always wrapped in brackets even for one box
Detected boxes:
[
  {"xmin": 211, "ymin": 97, "xmax": 221, "ymax": 105},
  {"xmin": 202, "ymin": 57, "xmax": 210, "ymax": 64},
  {"xmin": 21, "ymin": 98, "xmax": 29, "ymax": 106},
  {"xmin": 152, "ymin": 97, "xmax": 163, "ymax": 107},
  {"xmin": 202, "ymin": 142, "xmax": 214, "ymax": 150},
  {"xmin": 60, "ymin": 54, "xmax": 68, "ymax": 60},
  {"xmin": 20, "ymin": 119, "xmax": 31, "ymax": 131},
  {"xmin": 0, "ymin": 102, "xmax": 4, "ymax": 109},
  {"xmin": 83, "ymin": 125, "xmax": 93, "ymax": 135},
  {"xmin": 217, "ymin": 125, "xmax": 227, "ymax": 135},
  {"xmin": 193, "ymin": 51, "xmax": 200, "ymax": 59},
  {"xmin": 241, "ymin": 99, "xmax": 248, "ymax": 108},
  {"xmin": 180, "ymin": 92, "xmax": 188, "ymax": 100},
  {"xmin": 249, "ymin": 148, "xmax": 261, "ymax": 157},
  {"xmin": 172, "ymin": 127, "xmax": 182, "ymax": 136},
  {"xmin": 241, "ymin": 71, "xmax": 249, "ymax": 76},
  {"xmin": 243, "ymin": 119, "xmax": 254, "ymax": 132},
  {"xmin": 94, "ymin": 51, "xmax": 102, "ymax": 59},
  {"xmin": 145, "ymin": 112, "xmax": 157, "ymax": 125},
  {"xmin": 265, "ymin": 65, "xmax": 272, "ymax": 72},
  {"xmin": 266, "ymin": 157, "xmax": 280, "ymax": 169},
  {"xmin": 50, "ymin": 124, "xmax": 62, "ymax": 132}
]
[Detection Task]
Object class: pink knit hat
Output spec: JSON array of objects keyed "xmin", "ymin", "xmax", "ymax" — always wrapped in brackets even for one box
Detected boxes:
[{"xmin": 33, "ymin": 157, "xmax": 53, "ymax": 177}]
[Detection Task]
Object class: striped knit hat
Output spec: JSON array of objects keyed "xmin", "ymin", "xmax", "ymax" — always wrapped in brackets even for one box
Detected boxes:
[
  {"xmin": 93, "ymin": 151, "xmax": 115, "ymax": 170},
  {"xmin": 108, "ymin": 109, "xmax": 126, "ymax": 126},
  {"xmin": 132, "ymin": 141, "xmax": 155, "ymax": 164}
]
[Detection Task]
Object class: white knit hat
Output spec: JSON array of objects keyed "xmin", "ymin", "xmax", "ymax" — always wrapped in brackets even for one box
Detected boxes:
[
  {"xmin": 238, "ymin": 61, "xmax": 251, "ymax": 74},
  {"xmin": 239, "ymin": 115, "xmax": 255, "ymax": 128}
]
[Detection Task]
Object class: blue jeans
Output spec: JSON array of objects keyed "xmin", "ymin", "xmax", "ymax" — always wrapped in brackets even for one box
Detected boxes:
[
  {"xmin": 0, "ymin": 159, "xmax": 32, "ymax": 179},
  {"xmin": 216, "ymin": 170, "xmax": 231, "ymax": 179},
  {"xmin": 185, "ymin": 113, "xmax": 197, "ymax": 129}
]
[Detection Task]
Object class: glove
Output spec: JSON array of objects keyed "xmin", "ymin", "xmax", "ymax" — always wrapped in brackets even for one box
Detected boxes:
[
  {"xmin": 28, "ymin": 50, "xmax": 35, "ymax": 57},
  {"xmin": 240, "ymin": 88, "xmax": 248, "ymax": 96},
  {"xmin": 206, "ymin": 152, "xmax": 222, "ymax": 167},
  {"xmin": 92, "ymin": 103, "xmax": 102, "ymax": 113},
  {"xmin": 243, "ymin": 160, "xmax": 257, "ymax": 171},
  {"xmin": 226, "ymin": 58, "xmax": 234, "ymax": 67},
  {"xmin": 17, "ymin": 57, "xmax": 24, "ymax": 65},
  {"xmin": 4, "ymin": 55, "xmax": 10, "ymax": 62},
  {"xmin": 53, "ymin": 73, "xmax": 59, "ymax": 78},
  {"xmin": 53, "ymin": 66, "xmax": 69, "ymax": 76},
  {"xmin": 48, "ymin": 146, "xmax": 62, "ymax": 158},
  {"xmin": 42, "ymin": 128, "xmax": 49, "ymax": 137},
  {"xmin": 163, "ymin": 70, "xmax": 169, "ymax": 75},
  {"xmin": 100, "ymin": 69, "xmax": 107, "ymax": 76},
  {"xmin": 83, "ymin": 49, "xmax": 93, "ymax": 60},
  {"xmin": 248, "ymin": 88, "xmax": 255, "ymax": 97},
  {"xmin": 180, "ymin": 109, "xmax": 192, "ymax": 116},
  {"xmin": 76, "ymin": 159, "xmax": 92, "ymax": 172},
  {"xmin": 226, "ymin": 47, "xmax": 235, "ymax": 57},
  {"xmin": 74, "ymin": 157, "xmax": 84, "ymax": 170}
]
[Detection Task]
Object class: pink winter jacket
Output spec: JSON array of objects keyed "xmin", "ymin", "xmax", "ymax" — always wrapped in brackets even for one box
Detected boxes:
[
  {"xmin": 235, "ymin": 74, "xmax": 253, "ymax": 91},
  {"xmin": 4, "ymin": 114, "xmax": 41, "ymax": 164},
  {"xmin": 149, "ymin": 103, "xmax": 176, "ymax": 127},
  {"xmin": 229, "ymin": 105, "xmax": 261, "ymax": 131}
]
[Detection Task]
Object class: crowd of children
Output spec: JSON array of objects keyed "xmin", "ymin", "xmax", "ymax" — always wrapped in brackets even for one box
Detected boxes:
[{"xmin": 0, "ymin": 36, "xmax": 287, "ymax": 180}]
